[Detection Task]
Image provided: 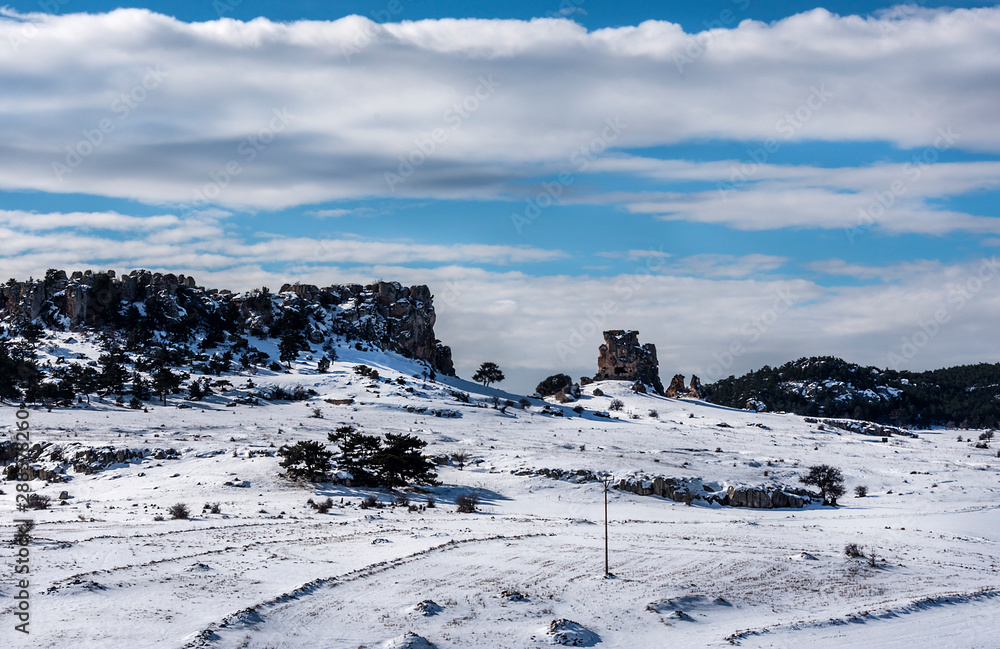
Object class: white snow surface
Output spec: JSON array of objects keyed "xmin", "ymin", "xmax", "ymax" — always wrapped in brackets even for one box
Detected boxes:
[{"xmin": 3, "ymin": 342, "xmax": 999, "ymax": 648}]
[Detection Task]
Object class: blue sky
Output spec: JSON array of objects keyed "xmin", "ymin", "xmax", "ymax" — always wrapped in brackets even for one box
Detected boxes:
[{"xmin": 1, "ymin": 0, "xmax": 998, "ymax": 392}]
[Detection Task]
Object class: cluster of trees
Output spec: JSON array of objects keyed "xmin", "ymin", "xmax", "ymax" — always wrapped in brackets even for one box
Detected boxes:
[
  {"xmin": 703, "ymin": 356, "xmax": 1000, "ymax": 428},
  {"xmin": 0, "ymin": 338, "xmax": 189, "ymax": 405},
  {"xmin": 277, "ymin": 426, "xmax": 438, "ymax": 488}
]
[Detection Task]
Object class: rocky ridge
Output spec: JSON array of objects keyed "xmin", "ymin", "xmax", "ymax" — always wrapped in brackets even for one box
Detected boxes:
[{"xmin": 0, "ymin": 269, "xmax": 454, "ymax": 375}]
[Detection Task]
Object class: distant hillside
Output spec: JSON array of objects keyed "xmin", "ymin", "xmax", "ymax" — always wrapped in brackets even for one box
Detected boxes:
[
  {"xmin": 701, "ymin": 356, "xmax": 1000, "ymax": 429},
  {"xmin": 0, "ymin": 269, "xmax": 454, "ymax": 403}
]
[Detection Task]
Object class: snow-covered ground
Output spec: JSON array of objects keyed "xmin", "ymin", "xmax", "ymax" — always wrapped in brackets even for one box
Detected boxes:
[{"xmin": 3, "ymin": 342, "xmax": 999, "ymax": 648}]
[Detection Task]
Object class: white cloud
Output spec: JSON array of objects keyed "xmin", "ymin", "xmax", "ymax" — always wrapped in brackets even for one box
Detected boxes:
[
  {"xmin": 0, "ymin": 209, "xmax": 179, "ymax": 231},
  {"xmin": 0, "ymin": 210, "xmax": 566, "ymax": 274},
  {"xmin": 0, "ymin": 7, "xmax": 997, "ymax": 210},
  {"xmin": 307, "ymin": 209, "xmax": 353, "ymax": 218}
]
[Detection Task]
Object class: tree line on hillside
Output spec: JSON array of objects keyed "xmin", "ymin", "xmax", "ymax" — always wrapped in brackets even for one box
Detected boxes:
[{"xmin": 702, "ymin": 356, "xmax": 1000, "ymax": 428}]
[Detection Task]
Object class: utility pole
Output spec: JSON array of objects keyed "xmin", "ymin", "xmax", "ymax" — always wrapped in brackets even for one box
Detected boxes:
[{"xmin": 599, "ymin": 474, "xmax": 613, "ymax": 578}]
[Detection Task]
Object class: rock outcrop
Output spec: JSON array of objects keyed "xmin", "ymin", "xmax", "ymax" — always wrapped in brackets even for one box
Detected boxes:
[
  {"xmin": 0, "ymin": 270, "xmax": 454, "ymax": 375},
  {"xmin": 594, "ymin": 330, "xmax": 664, "ymax": 394},
  {"xmin": 665, "ymin": 374, "xmax": 687, "ymax": 397},
  {"xmin": 688, "ymin": 375, "xmax": 702, "ymax": 398},
  {"xmin": 616, "ymin": 476, "xmax": 818, "ymax": 509},
  {"xmin": 665, "ymin": 374, "xmax": 703, "ymax": 398},
  {"xmin": 513, "ymin": 466, "xmax": 820, "ymax": 509}
]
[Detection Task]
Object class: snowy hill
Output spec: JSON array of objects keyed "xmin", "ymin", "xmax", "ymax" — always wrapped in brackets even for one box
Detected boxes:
[
  {"xmin": 3, "ymin": 331, "xmax": 999, "ymax": 649},
  {"xmin": 703, "ymin": 356, "xmax": 1000, "ymax": 429}
]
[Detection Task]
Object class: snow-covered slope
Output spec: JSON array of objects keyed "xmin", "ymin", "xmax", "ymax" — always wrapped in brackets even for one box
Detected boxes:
[{"xmin": 3, "ymin": 340, "xmax": 999, "ymax": 648}]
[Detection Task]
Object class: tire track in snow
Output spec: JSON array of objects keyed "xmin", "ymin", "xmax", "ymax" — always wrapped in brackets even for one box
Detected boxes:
[{"xmin": 182, "ymin": 533, "xmax": 552, "ymax": 649}]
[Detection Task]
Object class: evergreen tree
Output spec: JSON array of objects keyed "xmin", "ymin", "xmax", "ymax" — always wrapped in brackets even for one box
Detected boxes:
[
  {"xmin": 131, "ymin": 372, "xmax": 151, "ymax": 400},
  {"xmin": 277, "ymin": 440, "xmax": 333, "ymax": 482},
  {"xmin": 151, "ymin": 365, "xmax": 185, "ymax": 406},
  {"xmin": 278, "ymin": 329, "xmax": 307, "ymax": 367},
  {"xmin": 0, "ymin": 340, "xmax": 24, "ymax": 401},
  {"xmin": 69, "ymin": 364, "xmax": 99, "ymax": 404},
  {"xmin": 97, "ymin": 347, "xmax": 129, "ymax": 395},
  {"xmin": 373, "ymin": 433, "xmax": 438, "ymax": 488},
  {"xmin": 472, "ymin": 362, "xmax": 505, "ymax": 387},
  {"xmin": 327, "ymin": 426, "xmax": 438, "ymax": 488}
]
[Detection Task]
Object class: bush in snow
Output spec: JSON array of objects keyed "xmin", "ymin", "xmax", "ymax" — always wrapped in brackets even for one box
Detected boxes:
[
  {"xmin": 844, "ymin": 542, "xmax": 863, "ymax": 558},
  {"xmin": 455, "ymin": 492, "xmax": 479, "ymax": 513},
  {"xmin": 359, "ymin": 495, "xmax": 381, "ymax": 509},
  {"xmin": 854, "ymin": 485, "xmax": 868, "ymax": 498},
  {"xmin": 609, "ymin": 399, "xmax": 624, "ymax": 411},
  {"xmin": 168, "ymin": 503, "xmax": 190, "ymax": 519}
]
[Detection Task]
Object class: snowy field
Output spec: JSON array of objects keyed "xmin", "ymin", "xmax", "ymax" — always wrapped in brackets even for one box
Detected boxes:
[{"xmin": 3, "ymin": 342, "xmax": 999, "ymax": 648}]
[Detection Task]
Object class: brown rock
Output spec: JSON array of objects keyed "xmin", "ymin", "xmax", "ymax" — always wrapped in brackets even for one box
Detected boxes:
[
  {"xmin": 594, "ymin": 330, "xmax": 664, "ymax": 394},
  {"xmin": 665, "ymin": 374, "xmax": 687, "ymax": 398}
]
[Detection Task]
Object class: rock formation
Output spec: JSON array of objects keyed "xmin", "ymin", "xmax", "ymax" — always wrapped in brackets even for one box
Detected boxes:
[
  {"xmin": 594, "ymin": 330, "xmax": 664, "ymax": 394},
  {"xmin": 665, "ymin": 374, "xmax": 703, "ymax": 398},
  {"xmin": 665, "ymin": 374, "xmax": 687, "ymax": 397},
  {"xmin": 0, "ymin": 270, "xmax": 454, "ymax": 375}
]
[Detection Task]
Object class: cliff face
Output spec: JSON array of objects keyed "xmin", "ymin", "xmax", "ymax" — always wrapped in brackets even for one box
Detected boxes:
[
  {"xmin": 594, "ymin": 330, "xmax": 664, "ymax": 394},
  {"xmin": 0, "ymin": 270, "xmax": 454, "ymax": 375}
]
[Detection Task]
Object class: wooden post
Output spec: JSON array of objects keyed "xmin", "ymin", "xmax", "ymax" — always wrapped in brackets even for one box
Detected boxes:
[{"xmin": 599, "ymin": 474, "xmax": 613, "ymax": 577}]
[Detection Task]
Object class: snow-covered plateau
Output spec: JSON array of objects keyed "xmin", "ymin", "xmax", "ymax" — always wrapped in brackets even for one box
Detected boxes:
[{"xmin": 4, "ymin": 338, "xmax": 999, "ymax": 648}]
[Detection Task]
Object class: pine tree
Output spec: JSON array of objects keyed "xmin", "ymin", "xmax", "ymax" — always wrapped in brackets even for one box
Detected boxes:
[
  {"xmin": 97, "ymin": 347, "xmax": 129, "ymax": 395},
  {"xmin": 151, "ymin": 365, "xmax": 184, "ymax": 406},
  {"xmin": 472, "ymin": 362, "xmax": 505, "ymax": 387},
  {"xmin": 277, "ymin": 440, "xmax": 333, "ymax": 482}
]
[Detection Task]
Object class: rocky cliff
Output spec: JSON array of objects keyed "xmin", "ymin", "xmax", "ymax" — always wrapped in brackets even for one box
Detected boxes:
[{"xmin": 0, "ymin": 269, "xmax": 454, "ymax": 375}]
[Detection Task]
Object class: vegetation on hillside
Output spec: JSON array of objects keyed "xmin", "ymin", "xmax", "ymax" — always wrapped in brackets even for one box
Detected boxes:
[{"xmin": 703, "ymin": 356, "xmax": 1000, "ymax": 428}]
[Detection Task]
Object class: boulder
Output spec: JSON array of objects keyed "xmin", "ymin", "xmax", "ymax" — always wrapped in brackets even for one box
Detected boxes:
[{"xmin": 536, "ymin": 374, "xmax": 574, "ymax": 397}]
